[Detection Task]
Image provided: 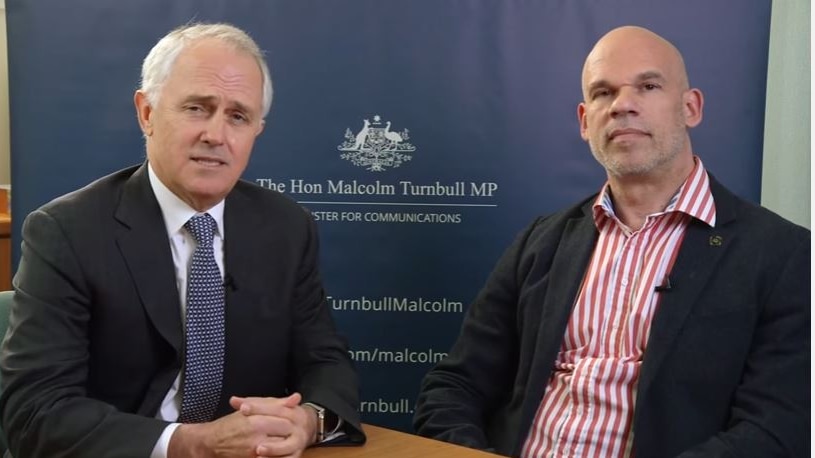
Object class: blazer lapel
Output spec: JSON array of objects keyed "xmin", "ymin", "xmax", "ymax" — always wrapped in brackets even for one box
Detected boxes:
[
  {"xmin": 114, "ymin": 164, "xmax": 183, "ymax": 356},
  {"xmin": 637, "ymin": 175, "xmax": 738, "ymax": 398},
  {"xmin": 221, "ymin": 186, "xmax": 264, "ymax": 316},
  {"xmin": 515, "ymin": 204, "xmax": 598, "ymax": 453}
]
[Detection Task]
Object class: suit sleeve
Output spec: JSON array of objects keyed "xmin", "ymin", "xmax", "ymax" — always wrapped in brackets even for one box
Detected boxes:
[
  {"xmin": 413, "ymin": 220, "xmax": 539, "ymax": 451},
  {"xmin": 0, "ymin": 209, "xmax": 168, "ymax": 458},
  {"xmin": 287, "ymin": 215, "xmax": 365, "ymax": 444},
  {"xmin": 676, "ymin": 232, "xmax": 810, "ymax": 458}
]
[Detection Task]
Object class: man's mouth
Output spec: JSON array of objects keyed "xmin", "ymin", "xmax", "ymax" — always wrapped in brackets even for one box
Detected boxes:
[
  {"xmin": 191, "ymin": 156, "xmax": 226, "ymax": 166},
  {"xmin": 608, "ymin": 128, "xmax": 648, "ymax": 140}
]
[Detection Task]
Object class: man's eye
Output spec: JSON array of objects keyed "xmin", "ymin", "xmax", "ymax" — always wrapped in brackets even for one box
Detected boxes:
[
  {"xmin": 592, "ymin": 90, "xmax": 609, "ymax": 99},
  {"xmin": 231, "ymin": 113, "xmax": 248, "ymax": 123},
  {"xmin": 643, "ymin": 83, "xmax": 660, "ymax": 90}
]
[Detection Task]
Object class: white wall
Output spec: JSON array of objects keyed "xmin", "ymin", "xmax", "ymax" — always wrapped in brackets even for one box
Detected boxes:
[
  {"xmin": 761, "ymin": 0, "xmax": 811, "ymax": 229},
  {"xmin": 0, "ymin": 2, "xmax": 810, "ymax": 227}
]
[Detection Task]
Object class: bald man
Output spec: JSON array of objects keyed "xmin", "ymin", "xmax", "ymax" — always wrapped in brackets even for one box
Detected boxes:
[{"xmin": 414, "ymin": 26, "xmax": 809, "ymax": 457}]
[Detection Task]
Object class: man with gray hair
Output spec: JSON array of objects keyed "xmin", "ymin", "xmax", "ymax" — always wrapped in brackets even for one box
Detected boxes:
[{"xmin": 0, "ymin": 23, "xmax": 364, "ymax": 457}]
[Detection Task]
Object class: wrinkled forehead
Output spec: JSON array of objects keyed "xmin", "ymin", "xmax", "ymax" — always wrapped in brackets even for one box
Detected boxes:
[
  {"xmin": 177, "ymin": 38, "xmax": 262, "ymax": 77},
  {"xmin": 169, "ymin": 39, "xmax": 264, "ymax": 106}
]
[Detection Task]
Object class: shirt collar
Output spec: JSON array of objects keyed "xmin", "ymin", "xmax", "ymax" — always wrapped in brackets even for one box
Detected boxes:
[
  {"xmin": 592, "ymin": 156, "xmax": 717, "ymax": 229},
  {"xmin": 147, "ymin": 162, "xmax": 225, "ymax": 239}
]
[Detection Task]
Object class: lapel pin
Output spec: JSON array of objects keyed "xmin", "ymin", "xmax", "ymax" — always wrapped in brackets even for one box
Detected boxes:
[{"xmin": 709, "ymin": 235, "xmax": 723, "ymax": 246}]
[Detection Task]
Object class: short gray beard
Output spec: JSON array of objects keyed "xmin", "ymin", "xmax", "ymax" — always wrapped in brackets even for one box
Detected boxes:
[{"xmin": 589, "ymin": 109, "xmax": 687, "ymax": 178}]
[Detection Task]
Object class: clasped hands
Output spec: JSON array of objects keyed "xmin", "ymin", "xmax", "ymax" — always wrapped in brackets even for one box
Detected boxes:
[{"xmin": 169, "ymin": 392, "xmax": 319, "ymax": 458}]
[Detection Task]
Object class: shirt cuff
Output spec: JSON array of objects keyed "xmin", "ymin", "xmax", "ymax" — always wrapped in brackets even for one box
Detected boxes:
[{"xmin": 150, "ymin": 423, "xmax": 181, "ymax": 458}]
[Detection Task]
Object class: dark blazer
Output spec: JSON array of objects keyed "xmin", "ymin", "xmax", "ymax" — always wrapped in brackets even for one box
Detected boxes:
[
  {"xmin": 414, "ymin": 175, "xmax": 809, "ymax": 457},
  {"xmin": 0, "ymin": 164, "xmax": 365, "ymax": 457}
]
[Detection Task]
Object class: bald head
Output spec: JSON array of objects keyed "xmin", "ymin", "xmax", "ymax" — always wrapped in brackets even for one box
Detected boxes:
[
  {"xmin": 576, "ymin": 25, "xmax": 704, "ymax": 183},
  {"xmin": 582, "ymin": 26, "xmax": 689, "ymax": 101}
]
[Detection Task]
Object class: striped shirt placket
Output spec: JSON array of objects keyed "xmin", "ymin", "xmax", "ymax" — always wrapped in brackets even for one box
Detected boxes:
[{"xmin": 521, "ymin": 159, "xmax": 716, "ymax": 458}]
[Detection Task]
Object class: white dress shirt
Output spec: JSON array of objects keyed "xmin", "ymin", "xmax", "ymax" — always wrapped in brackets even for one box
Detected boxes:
[
  {"xmin": 145, "ymin": 164, "xmax": 342, "ymax": 455},
  {"xmin": 147, "ymin": 164, "xmax": 226, "ymax": 458}
]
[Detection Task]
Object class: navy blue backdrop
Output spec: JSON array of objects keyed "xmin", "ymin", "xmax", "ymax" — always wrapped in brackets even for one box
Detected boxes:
[{"xmin": 7, "ymin": 0, "xmax": 771, "ymax": 431}]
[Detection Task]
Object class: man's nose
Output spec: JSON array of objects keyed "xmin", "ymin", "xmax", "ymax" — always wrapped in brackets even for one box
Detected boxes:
[
  {"xmin": 201, "ymin": 115, "xmax": 227, "ymax": 145},
  {"xmin": 610, "ymin": 86, "xmax": 640, "ymax": 118}
]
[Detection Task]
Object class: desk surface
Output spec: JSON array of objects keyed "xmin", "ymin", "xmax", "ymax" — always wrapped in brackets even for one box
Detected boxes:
[{"xmin": 304, "ymin": 424, "xmax": 506, "ymax": 458}]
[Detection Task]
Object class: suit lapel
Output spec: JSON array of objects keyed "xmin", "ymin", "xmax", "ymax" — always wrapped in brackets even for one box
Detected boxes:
[
  {"xmin": 637, "ymin": 175, "xmax": 738, "ymax": 399},
  {"xmin": 221, "ymin": 186, "xmax": 263, "ymax": 315},
  {"xmin": 114, "ymin": 164, "xmax": 183, "ymax": 356},
  {"xmin": 516, "ymin": 205, "xmax": 598, "ymax": 452}
]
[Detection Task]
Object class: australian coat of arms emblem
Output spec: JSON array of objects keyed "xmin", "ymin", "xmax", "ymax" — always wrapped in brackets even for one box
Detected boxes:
[{"xmin": 338, "ymin": 115, "xmax": 417, "ymax": 171}]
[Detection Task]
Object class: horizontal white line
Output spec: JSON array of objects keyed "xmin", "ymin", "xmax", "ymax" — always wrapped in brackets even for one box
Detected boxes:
[{"xmin": 298, "ymin": 201, "xmax": 497, "ymax": 208}]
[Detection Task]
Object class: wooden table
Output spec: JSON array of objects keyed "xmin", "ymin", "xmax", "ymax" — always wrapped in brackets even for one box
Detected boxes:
[{"xmin": 304, "ymin": 424, "xmax": 506, "ymax": 458}]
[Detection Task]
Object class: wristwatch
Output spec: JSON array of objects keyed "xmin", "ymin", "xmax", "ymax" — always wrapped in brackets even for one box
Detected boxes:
[{"xmin": 304, "ymin": 402, "xmax": 327, "ymax": 442}]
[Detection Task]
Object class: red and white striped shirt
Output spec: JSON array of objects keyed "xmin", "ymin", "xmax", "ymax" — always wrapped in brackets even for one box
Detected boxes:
[{"xmin": 521, "ymin": 159, "xmax": 716, "ymax": 458}]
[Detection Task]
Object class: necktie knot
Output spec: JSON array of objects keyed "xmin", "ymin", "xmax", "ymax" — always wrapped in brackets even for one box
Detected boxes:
[{"xmin": 185, "ymin": 213, "xmax": 216, "ymax": 246}]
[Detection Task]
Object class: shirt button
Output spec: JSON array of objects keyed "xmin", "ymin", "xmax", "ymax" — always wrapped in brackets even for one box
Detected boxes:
[{"xmin": 621, "ymin": 278, "xmax": 629, "ymax": 286}]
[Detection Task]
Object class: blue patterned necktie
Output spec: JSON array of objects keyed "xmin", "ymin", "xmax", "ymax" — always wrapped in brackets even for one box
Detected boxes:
[{"xmin": 178, "ymin": 213, "xmax": 225, "ymax": 423}]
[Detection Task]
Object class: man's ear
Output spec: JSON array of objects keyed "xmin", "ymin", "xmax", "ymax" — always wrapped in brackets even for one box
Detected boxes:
[
  {"xmin": 134, "ymin": 90, "xmax": 154, "ymax": 136},
  {"xmin": 683, "ymin": 88, "xmax": 704, "ymax": 128},
  {"xmin": 577, "ymin": 103, "xmax": 589, "ymax": 141}
]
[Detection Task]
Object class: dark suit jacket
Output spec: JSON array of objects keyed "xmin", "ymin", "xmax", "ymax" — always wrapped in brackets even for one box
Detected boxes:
[
  {"xmin": 414, "ymin": 175, "xmax": 809, "ymax": 457},
  {"xmin": 0, "ymin": 164, "xmax": 365, "ymax": 457}
]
